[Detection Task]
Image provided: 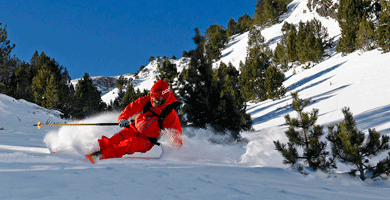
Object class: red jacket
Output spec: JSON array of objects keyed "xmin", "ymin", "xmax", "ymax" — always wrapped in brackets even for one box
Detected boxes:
[{"xmin": 118, "ymin": 93, "xmax": 183, "ymax": 148}]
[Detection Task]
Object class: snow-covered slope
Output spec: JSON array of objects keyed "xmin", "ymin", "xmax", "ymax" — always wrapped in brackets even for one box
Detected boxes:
[{"xmin": 1, "ymin": 0, "xmax": 390, "ymax": 199}]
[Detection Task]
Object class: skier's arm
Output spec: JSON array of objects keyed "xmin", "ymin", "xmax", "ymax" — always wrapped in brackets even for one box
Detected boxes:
[
  {"xmin": 163, "ymin": 110, "xmax": 183, "ymax": 148},
  {"xmin": 118, "ymin": 96, "xmax": 150, "ymax": 122}
]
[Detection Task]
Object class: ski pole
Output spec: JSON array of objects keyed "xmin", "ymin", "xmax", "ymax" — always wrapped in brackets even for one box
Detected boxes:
[{"xmin": 34, "ymin": 121, "xmax": 119, "ymax": 129}]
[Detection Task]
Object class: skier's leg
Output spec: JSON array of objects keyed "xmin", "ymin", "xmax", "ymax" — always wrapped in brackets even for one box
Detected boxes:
[
  {"xmin": 98, "ymin": 124, "xmax": 138, "ymax": 149},
  {"xmin": 124, "ymin": 136, "xmax": 154, "ymax": 154},
  {"xmin": 100, "ymin": 135, "xmax": 153, "ymax": 159}
]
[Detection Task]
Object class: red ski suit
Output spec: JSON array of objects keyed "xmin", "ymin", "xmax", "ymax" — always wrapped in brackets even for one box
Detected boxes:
[{"xmin": 98, "ymin": 91, "xmax": 182, "ymax": 159}]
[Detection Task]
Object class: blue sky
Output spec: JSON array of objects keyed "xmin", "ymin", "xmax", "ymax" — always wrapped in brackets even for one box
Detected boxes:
[{"xmin": 1, "ymin": 0, "xmax": 255, "ymax": 79}]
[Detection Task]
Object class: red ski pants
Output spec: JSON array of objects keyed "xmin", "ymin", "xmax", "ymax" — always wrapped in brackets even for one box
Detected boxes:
[{"xmin": 98, "ymin": 124, "xmax": 153, "ymax": 159}]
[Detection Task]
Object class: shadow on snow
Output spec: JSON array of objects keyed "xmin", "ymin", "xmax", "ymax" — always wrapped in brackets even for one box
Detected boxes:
[
  {"xmin": 285, "ymin": 61, "xmax": 346, "ymax": 93},
  {"xmin": 251, "ymin": 84, "xmax": 350, "ymax": 127}
]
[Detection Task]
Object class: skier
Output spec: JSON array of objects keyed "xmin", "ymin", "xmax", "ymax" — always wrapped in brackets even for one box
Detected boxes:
[{"xmin": 88, "ymin": 80, "xmax": 182, "ymax": 162}]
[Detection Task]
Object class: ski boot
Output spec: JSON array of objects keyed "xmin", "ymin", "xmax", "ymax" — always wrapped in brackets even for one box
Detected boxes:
[{"xmin": 86, "ymin": 150, "xmax": 101, "ymax": 164}]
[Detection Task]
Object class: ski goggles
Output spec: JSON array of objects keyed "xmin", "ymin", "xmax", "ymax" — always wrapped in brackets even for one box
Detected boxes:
[{"xmin": 149, "ymin": 88, "xmax": 170, "ymax": 100}]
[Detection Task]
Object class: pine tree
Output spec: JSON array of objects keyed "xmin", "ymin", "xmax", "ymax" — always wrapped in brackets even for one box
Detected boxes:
[
  {"xmin": 110, "ymin": 76, "xmax": 127, "ymax": 110},
  {"xmin": 156, "ymin": 58, "xmax": 178, "ymax": 86},
  {"xmin": 264, "ymin": 66, "xmax": 285, "ymax": 99},
  {"xmin": 336, "ymin": 0, "xmax": 365, "ymax": 54},
  {"xmin": 273, "ymin": 42, "xmax": 289, "ymax": 71},
  {"xmin": 73, "ymin": 73, "xmax": 106, "ymax": 119},
  {"xmin": 355, "ymin": 18, "xmax": 375, "ymax": 51},
  {"xmin": 29, "ymin": 50, "xmax": 40, "ymax": 81},
  {"xmin": 43, "ymin": 74, "xmax": 60, "ymax": 110},
  {"xmin": 254, "ymin": 0, "xmax": 289, "ymax": 27},
  {"xmin": 179, "ymin": 28, "xmax": 215, "ymax": 128},
  {"xmin": 286, "ymin": 24, "xmax": 299, "ymax": 62},
  {"xmin": 111, "ymin": 89, "xmax": 125, "ymax": 111},
  {"xmin": 205, "ymin": 25, "xmax": 228, "ymax": 61},
  {"xmin": 31, "ymin": 66, "xmax": 60, "ymax": 110},
  {"xmin": 12, "ymin": 61, "xmax": 33, "ymax": 101},
  {"xmin": 375, "ymin": 1, "xmax": 390, "ymax": 52},
  {"xmin": 213, "ymin": 62, "xmax": 253, "ymax": 139},
  {"xmin": 296, "ymin": 21, "xmax": 310, "ymax": 63},
  {"xmin": 309, "ymin": 18, "xmax": 334, "ymax": 53},
  {"xmin": 295, "ymin": 20, "xmax": 327, "ymax": 64},
  {"xmin": 236, "ymin": 14, "xmax": 253, "ymax": 34},
  {"xmin": 30, "ymin": 52, "xmax": 73, "ymax": 116},
  {"xmin": 303, "ymin": 32, "xmax": 320, "ymax": 63},
  {"xmin": 327, "ymin": 107, "xmax": 390, "ymax": 180},
  {"xmin": 32, "ymin": 68, "xmax": 52, "ymax": 106},
  {"xmin": 116, "ymin": 75, "xmax": 126, "ymax": 91},
  {"xmin": 239, "ymin": 27, "xmax": 272, "ymax": 101},
  {"xmin": 0, "ymin": 22, "xmax": 16, "ymax": 94},
  {"xmin": 227, "ymin": 18, "xmax": 237, "ymax": 37},
  {"xmin": 122, "ymin": 82, "xmax": 138, "ymax": 108},
  {"xmin": 277, "ymin": 19, "xmax": 330, "ymax": 66},
  {"xmin": 274, "ymin": 22, "xmax": 292, "ymax": 70},
  {"xmin": 59, "ymin": 76, "xmax": 74, "ymax": 119},
  {"xmin": 372, "ymin": 152, "xmax": 390, "ymax": 178},
  {"xmin": 149, "ymin": 56, "xmax": 155, "ymax": 63},
  {"xmin": 254, "ymin": 0, "xmax": 279, "ymax": 27},
  {"xmin": 178, "ymin": 27, "xmax": 251, "ymax": 138},
  {"xmin": 274, "ymin": 92, "xmax": 334, "ymax": 171},
  {"xmin": 182, "ymin": 51, "xmax": 189, "ymax": 58}
]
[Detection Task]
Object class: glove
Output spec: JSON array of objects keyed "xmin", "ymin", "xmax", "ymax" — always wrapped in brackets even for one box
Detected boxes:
[{"xmin": 119, "ymin": 119, "xmax": 130, "ymax": 128}]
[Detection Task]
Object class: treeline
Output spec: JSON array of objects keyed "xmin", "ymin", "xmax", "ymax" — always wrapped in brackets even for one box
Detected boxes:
[
  {"xmin": 182, "ymin": 13, "xmax": 254, "ymax": 61},
  {"xmin": 1, "ymin": 49, "xmax": 110, "ymax": 119},
  {"xmin": 337, "ymin": 0, "xmax": 390, "ymax": 53},
  {"xmin": 274, "ymin": 92, "xmax": 390, "ymax": 180},
  {"xmin": 274, "ymin": 19, "xmax": 334, "ymax": 70}
]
